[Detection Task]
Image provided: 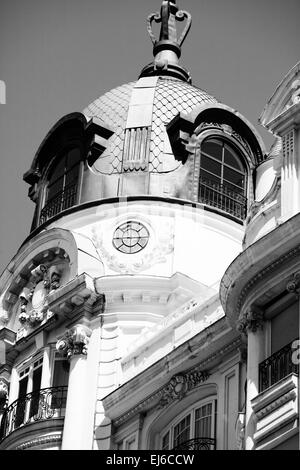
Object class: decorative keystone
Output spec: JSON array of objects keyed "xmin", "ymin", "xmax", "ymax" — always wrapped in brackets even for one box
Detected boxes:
[
  {"xmin": 56, "ymin": 324, "xmax": 92, "ymax": 359},
  {"xmin": 158, "ymin": 368, "xmax": 209, "ymax": 408}
]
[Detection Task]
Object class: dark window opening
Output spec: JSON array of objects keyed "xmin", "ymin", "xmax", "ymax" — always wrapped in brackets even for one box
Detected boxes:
[
  {"xmin": 40, "ymin": 147, "xmax": 81, "ymax": 224},
  {"xmin": 199, "ymin": 138, "xmax": 248, "ymax": 221}
]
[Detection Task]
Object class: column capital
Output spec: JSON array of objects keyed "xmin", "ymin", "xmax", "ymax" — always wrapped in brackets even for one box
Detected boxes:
[
  {"xmin": 56, "ymin": 324, "xmax": 92, "ymax": 359},
  {"xmin": 237, "ymin": 305, "xmax": 264, "ymax": 337}
]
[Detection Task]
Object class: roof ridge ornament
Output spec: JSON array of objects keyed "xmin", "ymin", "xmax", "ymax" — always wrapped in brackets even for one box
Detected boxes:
[
  {"xmin": 140, "ymin": 1, "xmax": 192, "ymax": 83},
  {"xmin": 147, "ymin": 0, "xmax": 192, "ymax": 58}
]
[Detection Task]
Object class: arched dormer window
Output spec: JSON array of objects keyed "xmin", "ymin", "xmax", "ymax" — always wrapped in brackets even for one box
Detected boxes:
[
  {"xmin": 198, "ymin": 138, "xmax": 248, "ymax": 221},
  {"xmin": 40, "ymin": 147, "xmax": 81, "ymax": 224}
]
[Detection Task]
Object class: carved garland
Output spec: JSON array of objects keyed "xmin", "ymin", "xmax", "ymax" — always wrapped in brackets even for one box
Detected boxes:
[{"xmin": 158, "ymin": 369, "xmax": 210, "ymax": 409}]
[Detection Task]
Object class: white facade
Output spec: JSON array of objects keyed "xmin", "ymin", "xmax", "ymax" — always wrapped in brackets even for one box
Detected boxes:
[{"xmin": 0, "ymin": 0, "xmax": 299, "ymax": 451}]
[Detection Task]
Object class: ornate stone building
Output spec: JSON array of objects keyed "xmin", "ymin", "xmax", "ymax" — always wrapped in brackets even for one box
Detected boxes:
[{"xmin": 0, "ymin": 0, "xmax": 299, "ymax": 450}]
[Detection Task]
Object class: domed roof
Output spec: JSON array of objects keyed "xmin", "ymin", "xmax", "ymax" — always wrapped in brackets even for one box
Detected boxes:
[{"xmin": 82, "ymin": 77, "xmax": 217, "ymax": 174}]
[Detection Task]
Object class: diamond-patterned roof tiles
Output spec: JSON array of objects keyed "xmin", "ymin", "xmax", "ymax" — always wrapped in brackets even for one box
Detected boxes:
[{"xmin": 83, "ymin": 77, "xmax": 217, "ymax": 174}]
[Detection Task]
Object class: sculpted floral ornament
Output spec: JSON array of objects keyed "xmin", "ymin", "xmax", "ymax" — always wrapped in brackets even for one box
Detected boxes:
[
  {"xmin": 56, "ymin": 324, "xmax": 92, "ymax": 359},
  {"xmin": 286, "ymin": 272, "xmax": 300, "ymax": 296},
  {"xmin": 158, "ymin": 368, "xmax": 210, "ymax": 408},
  {"xmin": 18, "ymin": 263, "xmax": 63, "ymax": 327},
  {"xmin": 237, "ymin": 306, "xmax": 264, "ymax": 336},
  {"xmin": 91, "ymin": 221, "xmax": 174, "ymax": 274}
]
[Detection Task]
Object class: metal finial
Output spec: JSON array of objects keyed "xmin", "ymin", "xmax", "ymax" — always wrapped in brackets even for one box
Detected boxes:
[{"xmin": 147, "ymin": 0, "xmax": 191, "ymax": 59}]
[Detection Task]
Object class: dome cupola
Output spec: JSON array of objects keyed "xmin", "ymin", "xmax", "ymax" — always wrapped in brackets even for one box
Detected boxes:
[{"xmin": 23, "ymin": 0, "xmax": 265, "ymax": 233}]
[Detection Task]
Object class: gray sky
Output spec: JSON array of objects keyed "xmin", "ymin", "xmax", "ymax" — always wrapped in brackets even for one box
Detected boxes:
[{"xmin": 0, "ymin": 0, "xmax": 299, "ymax": 273}]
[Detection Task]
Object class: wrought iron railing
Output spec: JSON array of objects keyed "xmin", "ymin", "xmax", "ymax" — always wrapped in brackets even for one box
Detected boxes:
[
  {"xmin": 199, "ymin": 177, "xmax": 247, "ymax": 221},
  {"xmin": 173, "ymin": 437, "xmax": 216, "ymax": 450},
  {"xmin": 259, "ymin": 339, "xmax": 299, "ymax": 392},
  {"xmin": 0, "ymin": 386, "xmax": 68, "ymax": 442},
  {"xmin": 40, "ymin": 182, "xmax": 77, "ymax": 225}
]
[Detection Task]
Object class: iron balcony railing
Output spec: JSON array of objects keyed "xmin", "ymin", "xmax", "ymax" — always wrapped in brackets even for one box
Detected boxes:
[
  {"xmin": 173, "ymin": 437, "xmax": 216, "ymax": 451},
  {"xmin": 199, "ymin": 177, "xmax": 247, "ymax": 221},
  {"xmin": 0, "ymin": 386, "xmax": 68, "ymax": 442},
  {"xmin": 39, "ymin": 182, "xmax": 77, "ymax": 225},
  {"xmin": 259, "ymin": 339, "xmax": 299, "ymax": 392}
]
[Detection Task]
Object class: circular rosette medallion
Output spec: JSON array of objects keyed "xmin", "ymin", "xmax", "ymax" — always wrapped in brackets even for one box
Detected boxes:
[{"xmin": 112, "ymin": 221, "xmax": 149, "ymax": 254}]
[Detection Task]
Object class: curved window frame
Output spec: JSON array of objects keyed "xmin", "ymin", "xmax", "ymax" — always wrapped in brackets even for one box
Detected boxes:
[
  {"xmin": 39, "ymin": 145, "xmax": 84, "ymax": 225},
  {"xmin": 194, "ymin": 131, "xmax": 251, "ymax": 222},
  {"xmin": 160, "ymin": 398, "xmax": 217, "ymax": 450}
]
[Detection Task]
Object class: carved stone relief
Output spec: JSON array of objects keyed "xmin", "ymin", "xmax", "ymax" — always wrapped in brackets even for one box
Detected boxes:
[
  {"xmin": 56, "ymin": 324, "xmax": 92, "ymax": 359},
  {"xmin": 91, "ymin": 220, "xmax": 174, "ymax": 274},
  {"xmin": 158, "ymin": 368, "xmax": 210, "ymax": 409}
]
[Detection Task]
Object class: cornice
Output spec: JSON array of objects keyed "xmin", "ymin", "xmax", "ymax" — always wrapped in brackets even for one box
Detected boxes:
[
  {"xmin": 220, "ymin": 213, "xmax": 300, "ymax": 326},
  {"xmin": 103, "ymin": 332, "xmax": 242, "ymax": 427},
  {"xmin": 15, "ymin": 433, "xmax": 62, "ymax": 450}
]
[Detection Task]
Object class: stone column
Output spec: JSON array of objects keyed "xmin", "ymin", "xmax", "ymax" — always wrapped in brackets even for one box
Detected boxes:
[
  {"xmin": 237, "ymin": 306, "xmax": 264, "ymax": 450},
  {"xmin": 56, "ymin": 324, "xmax": 92, "ymax": 450}
]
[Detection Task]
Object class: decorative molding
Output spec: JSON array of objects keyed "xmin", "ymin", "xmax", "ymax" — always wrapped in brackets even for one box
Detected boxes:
[
  {"xmin": 246, "ymin": 176, "xmax": 280, "ymax": 221},
  {"xmin": 158, "ymin": 368, "xmax": 210, "ymax": 409},
  {"xmin": 108, "ymin": 336, "xmax": 242, "ymax": 427},
  {"xmin": 237, "ymin": 306, "xmax": 264, "ymax": 336},
  {"xmin": 286, "ymin": 272, "xmax": 300, "ymax": 296},
  {"xmin": 287, "ymin": 79, "xmax": 300, "ymax": 108},
  {"xmin": 237, "ymin": 244, "xmax": 300, "ymax": 313},
  {"xmin": 15, "ymin": 433, "xmax": 62, "ymax": 450},
  {"xmin": 56, "ymin": 324, "xmax": 92, "ymax": 359},
  {"xmin": 122, "ymin": 127, "xmax": 150, "ymax": 172},
  {"xmin": 113, "ymin": 364, "xmax": 211, "ymax": 427},
  {"xmin": 91, "ymin": 222, "xmax": 174, "ymax": 274},
  {"xmin": 255, "ymin": 389, "xmax": 297, "ymax": 421},
  {"xmin": 193, "ymin": 122, "xmax": 255, "ymax": 165}
]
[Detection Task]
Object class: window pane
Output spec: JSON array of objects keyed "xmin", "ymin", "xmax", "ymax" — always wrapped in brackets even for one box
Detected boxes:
[
  {"xmin": 202, "ymin": 140, "xmax": 223, "ymax": 161},
  {"xmin": 65, "ymin": 163, "xmax": 80, "ymax": 186},
  {"xmin": 49, "ymin": 157, "xmax": 66, "ymax": 184},
  {"xmin": 30, "ymin": 365, "xmax": 43, "ymax": 418},
  {"xmin": 224, "ymin": 144, "xmax": 243, "ymax": 170},
  {"xmin": 67, "ymin": 147, "xmax": 81, "ymax": 166},
  {"xmin": 15, "ymin": 376, "xmax": 28, "ymax": 427},
  {"xmin": 47, "ymin": 177, "xmax": 64, "ymax": 202},
  {"xmin": 52, "ymin": 359, "xmax": 70, "ymax": 387},
  {"xmin": 223, "ymin": 166, "xmax": 245, "ymax": 189},
  {"xmin": 200, "ymin": 155, "xmax": 222, "ymax": 177},
  {"xmin": 200, "ymin": 170, "xmax": 221, "ymax": 187},
  {"xmin": 195, "ymin": 404, "xmax": 212, "ymax": 438},
  {"xmin": 173, "ymin": 415, "xmax": 191, "ymax": 447}
]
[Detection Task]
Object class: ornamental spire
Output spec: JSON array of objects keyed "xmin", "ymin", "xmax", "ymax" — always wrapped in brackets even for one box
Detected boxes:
[{"xmin": 140, "ymin": 0, "xmax": 192, "ymax": 83}]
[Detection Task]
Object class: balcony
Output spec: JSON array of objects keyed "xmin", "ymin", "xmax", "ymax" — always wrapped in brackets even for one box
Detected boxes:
[
  {"xmin": 173, "ymin": 437, "xmax": 216, "ymax": 450},
  {"xmin": 199, "ymin": 177, "xmax": 247, "ymax": 221},
  {"xmin": 252, "ymin": 342, "xmax": 299, "ymax": 449},
  {"xmin": 259, "ymin": 339, "xmax": 299, "ymax": 392},
  {"xmin": 0, "ymin": 386, "xmax": 67, "ymax": 448},
  {"xmin": 39, "ymin": 182, "xmax": 77, "ymax": 225}
]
